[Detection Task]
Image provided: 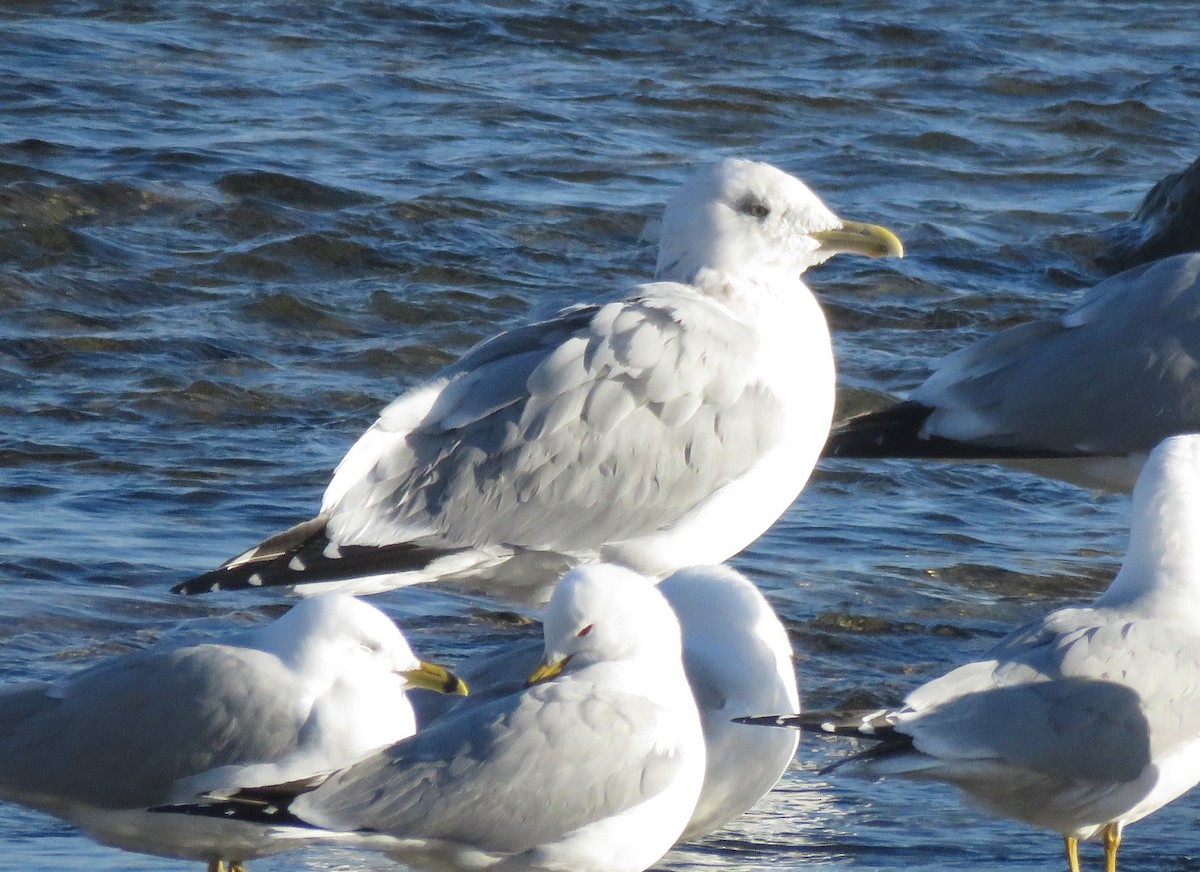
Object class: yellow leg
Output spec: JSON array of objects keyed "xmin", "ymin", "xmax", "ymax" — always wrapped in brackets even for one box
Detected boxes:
[
  {"xmin": 1102, "ymin": 822, "xmax": 1122, "ymax": 872},
  {"xmin": 231, "ymin": 864, "xmax": 249, "ymax": 872},
  {"xmin": 1064, "ymin": 835, "xmax": 1080, "ymax": 872},
  {"xmin": 206, "ymin": 862, "xmax": 227, "ymax": 872}
]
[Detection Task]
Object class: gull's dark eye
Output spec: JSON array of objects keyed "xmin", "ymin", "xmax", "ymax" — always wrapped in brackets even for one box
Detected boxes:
[
  {"xmin": 577, "ymin": 624, "xmax": 594, "ymax": 637},
  {"xmin": 737, "ymin": 196, "xmax": 770, "ymax": 220}
]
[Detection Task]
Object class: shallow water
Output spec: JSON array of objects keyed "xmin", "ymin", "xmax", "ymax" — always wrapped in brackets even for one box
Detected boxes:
[{"xmin": 1, "ymin": 1, "xmax": 1199, "ymax": 870}]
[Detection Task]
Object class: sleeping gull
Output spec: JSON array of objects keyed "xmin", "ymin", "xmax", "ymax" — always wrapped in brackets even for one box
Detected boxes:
[
  {"xmin": 175, "ymin": 158, "xmax": 902, "ymax": 600},
  {"xmin": 409, "ymin": 563, "xmax": 800, "ymax": 842},
  {"xmin": 824, "ymin": 252, "xmax": 1200, "ymax": 492},
  {"xmin": 0, "ymin": 594, "xmax": 465, "ymax": 872},
  {"xmin": 740, "ymin": 433, "xmax": 1200, "ymax": 872},
  {"xmin": 160, "ymin": 564, "xmax": 707, "ymax": 872},
  {"xmin": 660, "ymin": 564, "xmax": 799, "ymax": 840}
]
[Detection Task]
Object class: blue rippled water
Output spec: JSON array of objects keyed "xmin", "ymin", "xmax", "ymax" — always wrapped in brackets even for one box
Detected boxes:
[{"xmin": 2, "ymin": 2, "xmax": 1199, "ymax": 870}]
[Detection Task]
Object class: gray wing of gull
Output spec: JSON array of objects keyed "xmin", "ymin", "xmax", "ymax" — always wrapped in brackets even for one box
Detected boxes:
[
  {"xmin": 893, "ymin": 611, "xmax": 1200, "ymax": 782},
  {"xmin": 326, "ymin": 285, "xmax": 785, "ymax": 551},
  {"xmin": 294, "ymin": 677, "xmax": 682, "ymax": 852},
  {"xmin": 0, "ymin": 645, "xmax": 306, "ymax": 811},
  {"xmin": 913, "ymin": 253, "xmax": 1200, "ymax": 453}
]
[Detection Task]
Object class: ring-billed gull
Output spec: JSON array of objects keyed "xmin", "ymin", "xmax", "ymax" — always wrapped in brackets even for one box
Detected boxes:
[
  {"xmin": 409, "ymin": 563, "xmax": 799, "ymax": 842},
  {"xmin": 175, "ymin": 158, "xmax": 902, "ymax": 600},
  {"xmin": 740, "ymin": 433, "xmax": 1200, "ymax": 872},
  {"xmin": 658, "ymin": 565, "xmax": 799, "ymax": 840},
  {"xmin": 0, "ymin": 594, "xmax": 466, "ymax": 872},
  {"xmin": 825, "ymin": 252, "xmax": 1200, "ymax": 491},
  {"xmin": 161, "ymin": 564, "xmax": 707, "ymax": 872}
]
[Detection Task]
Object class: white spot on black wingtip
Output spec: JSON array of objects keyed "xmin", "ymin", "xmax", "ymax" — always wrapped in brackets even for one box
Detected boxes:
[
  {"xmin": 820, "ymin": 721, "xmax": 836, "ymax": 733},
  {"xmin": 288, "ymin": 556, "xmax": 306, "ymax": 571},
  {"xmin": 248, "ymin": 573, "xmax": 264, "ymax": 587},
  {"xmin": 209, "ymin": 583, "xmax": 221, "ymax": 593}
]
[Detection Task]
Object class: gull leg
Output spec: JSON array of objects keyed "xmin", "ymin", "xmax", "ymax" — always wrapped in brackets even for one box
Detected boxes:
[
  {"xmin": 1102, "ymin": 823, "xmax": 1122, "ymax": 872},
  {"xmin": 206, "ymin": 862, "xmax": 227, "ymax": 872},
  {"xmin": 231, "ymin": 864, "xmax": 249, "ymax": 872},
  {"xmin": 1064, "ymin": 835, "xmax": 1080, "ymax": 872}
]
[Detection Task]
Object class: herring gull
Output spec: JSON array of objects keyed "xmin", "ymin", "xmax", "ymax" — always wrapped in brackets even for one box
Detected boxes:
[{"xmin": 175, "ymin": 158, "xmax": 902, "ymax": 600}]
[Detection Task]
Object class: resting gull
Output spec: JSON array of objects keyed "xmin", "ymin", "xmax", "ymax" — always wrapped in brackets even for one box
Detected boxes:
[
  {"xmin": 0, "ymin": 594, "xmax": 465, "ymax": 872},
  {"xmin": 740, "ymin": 433, "xmax": 1200, "ymax": 872},
  {"xmin": 409, "ymin": 563, "xmax": 800, "ymax": 842},
  {"xmin": 160, "ymin": 564, "xmax": 707, "ymax": 872},
  {"xmin": 825, "ymin": 252, "xmax": 1200, "ymax": 491},
  {"xmin": 175, "ymin": 158, "xmax": 902, "ymax": 600}
]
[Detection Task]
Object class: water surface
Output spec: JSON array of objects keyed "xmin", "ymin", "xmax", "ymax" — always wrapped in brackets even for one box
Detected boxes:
[{"xmin": 2, "ymin": 2, "xmax": 1199, "ymax": 870}]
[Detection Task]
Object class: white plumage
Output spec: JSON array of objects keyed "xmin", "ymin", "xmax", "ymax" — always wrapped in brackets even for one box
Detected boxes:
[{"xmin": 177, "ymin": 159, "xmax": 901, "ymax": 600}]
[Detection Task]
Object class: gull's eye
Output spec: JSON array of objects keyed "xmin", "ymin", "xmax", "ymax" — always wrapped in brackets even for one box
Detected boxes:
[
  {"xmin": 577, "ymin": 624, "xmax": 594, "ymax": 638},
  {"xmin": 737, "ymin": 196, "xmax": 770, "ymax": 220}
]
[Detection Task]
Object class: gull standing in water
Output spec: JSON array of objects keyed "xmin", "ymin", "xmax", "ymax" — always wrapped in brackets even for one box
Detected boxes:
[
  {"xmin": 409, "ymin": 563, "xmax": 801, "ymax": 842},
  {"xmin": 176, "ymin": 159, "xmax": 902, "ymax": 600},
  {"xmin": 825, "ymin": 253, "xmax": 1200, "ymax": 492},
  {"xmin": 0, "ymin": 594, "xmax": 465, "ymax": 872},
  {"xmin": 160, "ymin": 565, "xmax": 707, "ymax": 872},
  {"xmin": 658, "ymin": 565, "xmax": 799, "ymax": 841},
  {"xmin": 740, "ymin": 433, "xmax": 1200, "ymax": 872}
]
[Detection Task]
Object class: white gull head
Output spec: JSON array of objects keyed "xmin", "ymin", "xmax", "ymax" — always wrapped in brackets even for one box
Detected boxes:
[{"xmin": 655, "ymin": 158, "xmax": 902, "ymax": 285}]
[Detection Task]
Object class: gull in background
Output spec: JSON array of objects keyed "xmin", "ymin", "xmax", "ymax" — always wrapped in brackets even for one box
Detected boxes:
[
  {"xmin": 825, "ymin": 252, "xmax": 1200, "ymax": 492},
  {"xmin": 160, "ymin": 564, "xmax": 707, "ymax": 872},
  {"xmin": 741, "ymin": 433, "xmax": 1200, "ymax": 872},
  {"xmin": 0, "ymin": 594, "xmax": 465, "ymax": 872},
  {"xmin": 175, "ymin": 158, "xmax": 902, "ymax": 600},
  {"xmin": 661, "ymin": 564, "xmax": 800, "ymax": 841}
]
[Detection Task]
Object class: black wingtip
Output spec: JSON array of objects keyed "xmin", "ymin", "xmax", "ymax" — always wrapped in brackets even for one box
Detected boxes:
[
  {"xmin": 151, "ymin": 775, "xmax": 328, "ymax": 826},
  {"xmin": 150, "ymin": 798, "xmax": 314, "ymax": 827},
  {"xmin": 825, "ymin": 401, "xmax": 1097, "ymax": 461},
  {"xmin": 733, "ymin": 713, "xmax": 803, "ymax": 728},
  {"xmin": 173, "ymin": 533, "xmax": 471, "ymax": 596},
  {"xmin": 823, "ymin": 402, "xmax": 937, "ymax": 458}
]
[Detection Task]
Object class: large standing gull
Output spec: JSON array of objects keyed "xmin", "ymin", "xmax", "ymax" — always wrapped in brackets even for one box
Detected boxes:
[
  {"xmin": 740, "ymin": 433, "xmax": 1200, "ymax": 872},
  {"xmin": 825, "ymin": 252, "xmax": 1200, "ymax": 491},
  {"xmin": 0, "ymin": 594, "xmax": 465, "ymax": 872},
  {"xmin": 161, "ymin": 564, "xmax": 707, "ymax": 872},
  {"xmin": 175, "ymin": 158, "xmax": 902, "ymax": 599}
]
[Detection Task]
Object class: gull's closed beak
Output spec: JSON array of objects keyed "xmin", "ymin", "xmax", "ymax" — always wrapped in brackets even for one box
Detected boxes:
[
  {"xmin": 526, "ymin": 654, "xmax": 572, "ymax": 687},
  {"xmin": 811, "ymin": 221, "xmax": 904, "ymax": 258}
]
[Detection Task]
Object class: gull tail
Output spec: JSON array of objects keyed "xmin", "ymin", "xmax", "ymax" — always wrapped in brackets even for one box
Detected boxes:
[
  {"xmin": 823, "ymin": 402, "xmax": 1089, "ymax": 460},
  {"xmin": 173, "ymin": 515, "xmax": 470, "ymax": 595}
]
